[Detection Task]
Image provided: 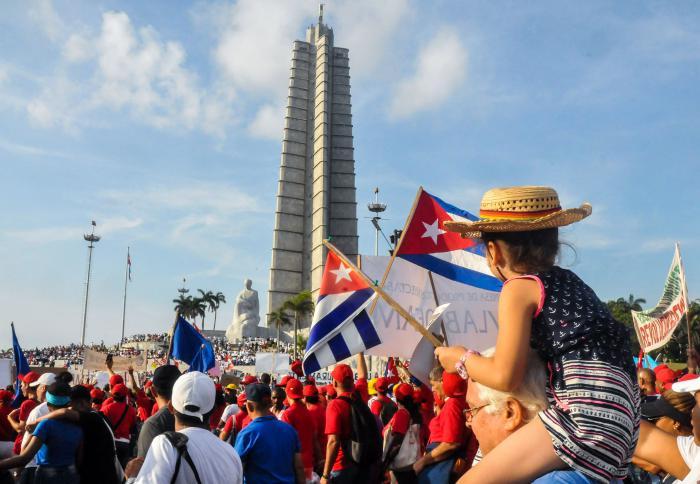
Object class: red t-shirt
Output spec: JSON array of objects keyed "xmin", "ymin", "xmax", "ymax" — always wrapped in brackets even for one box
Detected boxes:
[
  {"xmin": 428, "ymin": 396, "xmax": 466, "ymax": 445},
  {"xmin": 102, "ymin": 401, "xmax": 137, "ymax": 440},
  {"xmin": 383, "ymin": 407, "xmax": 410, "ymax": 436},
  {"xmin": 151, "ymin": 401, "xmax": 159, "ymax": 415},
  {"xmin": 0, "ymin": 406, "xmax": 16, "ymax": 442},
  {"xmin": 14, "ymin": 399, "xmax": 38, "ymax": 454},
  {"xmin": 100, "ymin": 397, "xmax": 114, "ymax": 411},
  {"xmin": 135, "ymin": 390, "xmax": 154, "ymax": 422},
  {"xmin": 355, "ymin": 378, "xmax": 369, "ymax": 403},
  {"xmin": 209, "ymin": 403, "xmax": 226, "ymax": 431},
  {"xmin": 233, "ymin": 410, "xmax": 251, "ymax": 433},
  {"xmin": 307, "ymin": 403, "xmax": 326, "ymax": 448},
  {"xmin": 325, "ymin": 392, "xmax": 353, "ymax": 471},
  {"xmin": 282, "ymin": 401, "xmax": 316, "ymax": 469},
  {"xmin": 370, "ymin": 394, "xmax": 391, "ymax": 417}
]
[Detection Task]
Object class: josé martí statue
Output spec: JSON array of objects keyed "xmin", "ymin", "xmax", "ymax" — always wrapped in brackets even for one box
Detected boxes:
[{"xmin": 225, "ymin": 279, "xmax": 262, "ymax": 342}]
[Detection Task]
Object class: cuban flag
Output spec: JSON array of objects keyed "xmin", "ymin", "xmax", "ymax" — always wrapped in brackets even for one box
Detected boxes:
[
  {"xmin": 396, "ymin": 189, "xmax": 502, "ymax": 292},
  {"xmin": 303, "ymin": 250, "xmax": 382, "ymax": 375}
]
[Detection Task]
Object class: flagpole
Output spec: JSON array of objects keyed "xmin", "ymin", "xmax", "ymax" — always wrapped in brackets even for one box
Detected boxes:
[
  {"xmin": 324, "ymin": 240, "xmax": 443, "ymax": 348},
  {"xmin": 678, "ymin": 243, "xmax": 694, "ymax": 369},
  {"xmin": 119, "ymin": 247, "xmax": 130, "ymax": 349},
  {"xmin": 427, "ymin": 271, "xmax": 449, "ymax": 345},
  {"xmin": 167, "ymin": 311, "xmax": 180, "ymax": 364},
  {"xmin": 368, "ymin": 186, "xmax": 424, "ymax": 315}
]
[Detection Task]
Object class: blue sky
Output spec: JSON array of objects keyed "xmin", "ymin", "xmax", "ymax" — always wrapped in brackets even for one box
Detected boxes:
[{"xmin": 1, "ymin": 1, "xmax": 699, "ymax": 347}]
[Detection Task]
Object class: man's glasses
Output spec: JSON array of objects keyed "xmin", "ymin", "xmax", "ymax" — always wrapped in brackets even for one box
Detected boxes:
[{"xmin": 463, "ymin": 403, "xmax": 491, "ymax": 422}]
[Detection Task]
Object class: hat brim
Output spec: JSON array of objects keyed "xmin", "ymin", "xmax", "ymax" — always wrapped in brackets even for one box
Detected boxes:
[
  {"xmin": 444, "ymin": 204, "xmax": 592, "ymax": 239},
  {"xmin": 672, "ymin": 378, "xmax": 700, "ymax": 394}
]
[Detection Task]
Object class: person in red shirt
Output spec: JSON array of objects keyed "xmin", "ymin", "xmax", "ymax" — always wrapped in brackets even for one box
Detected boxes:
[
  {"xmin": 134, "ymin": 380, "xmax": 155, "ymax": 422},
  {"xmin": 282, "ymin": 379, "xmax": 321, "ymax": 480},
  {"xmin": 370, "ymin": 377, "xmax": 396, "ymax": 425},
  {"xmin": 304, "ymin": 383, "xmax": 327, "ymax": 450},
  {"xmin": 90, "ymin": 388, "xmax": 105, "ymax": 411},
  {"xmin": 209, "ymin": 384, "xmax": 226, "ymax": 430},
  {"xmin": 221, "ymin": 392, "xmax": 251, "ymax": 443},
  {"xmin": 382, "ymin": 383, "xmax": 423, "ymax": 483},
  {"xmin": 317, "ymin": 385, "xmax": 328, "ymax": 408},
  {"xmin": 321, "ymin": 364, "xmax": 357, "ymax": 484},
  {"xmin": 100, "ymin": 373, "xmax": 125, "ymax": 410},
  {"xmin": 412, "ymin": 370, "xmax": 467, "ymax": 481},
  {"xmin": 8, "ymin": 371, "xmax": 40, "ymax": 455},
  {"xmin": 0, "ymin": 390, "xmax": 17, "ymax": 457},
  {"xmin": 101, "ymin": 383, "xmax": 137, "ymax": 468}
]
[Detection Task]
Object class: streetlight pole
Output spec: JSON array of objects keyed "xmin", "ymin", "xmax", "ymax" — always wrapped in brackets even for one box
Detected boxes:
[{"xmin": 81, "ymin": 221, "xmax": 100, "ymax": 347}]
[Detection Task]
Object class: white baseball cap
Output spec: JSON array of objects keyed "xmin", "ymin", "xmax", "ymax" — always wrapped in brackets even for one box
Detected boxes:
[
  {"xmin": 30, "ymin": 373, "xmax": 56, "ymax": 388},
  {"xmin": 171, "ymin": 372, "xmax": 215, "ymax": 422},
  {"xmin": 672, "ymin": 374, "xmax": 700, "ymax": 395}
]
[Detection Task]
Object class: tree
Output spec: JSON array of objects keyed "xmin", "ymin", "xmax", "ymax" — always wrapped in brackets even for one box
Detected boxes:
[
  {"xmin": 606, "ymin": 295, "xmax": 646, "ymax": 355},
  {"xmin": 197, "ymin": 290, "xmax": 216, "ymax": 330},
  {"xmin": 627, "ymin": 294, "xmax": 646, "ymax": 311},
  {"xmin": 211, "ymin": 292, "xmax": 226, "ymax": 331},
  {"xmin": 173, "ymin": 295, "xmax": 190, "ymax": 317},
  {"xmin": 283, "ymin": 291, "xmax": 315, "ymax": 360},
  {"xmin": 268, "ymin": 308, "xmax": 292, "ymax": 352}
]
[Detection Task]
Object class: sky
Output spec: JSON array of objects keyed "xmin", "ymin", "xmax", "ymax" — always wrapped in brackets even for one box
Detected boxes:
[{"xmin": 1, "ymin": 0, "xmax": 699, "ymax": 347}]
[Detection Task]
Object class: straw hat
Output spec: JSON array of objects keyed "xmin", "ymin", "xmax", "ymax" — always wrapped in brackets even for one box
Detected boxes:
[{"xmin": 444, "ymin": 186, "xmax": 591, "ymax": 238}]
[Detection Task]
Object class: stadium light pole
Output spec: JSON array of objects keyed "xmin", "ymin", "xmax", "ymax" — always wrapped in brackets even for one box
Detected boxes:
[
  {"xmin": 81, "ymin": 221, "xmax": 100, "ymax": 347},
  {"xmin": 367, "ymin": 187, "xmax": 387, "ymax": 256}
]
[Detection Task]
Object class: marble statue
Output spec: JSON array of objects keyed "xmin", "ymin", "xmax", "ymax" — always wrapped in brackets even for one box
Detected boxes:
[{"xmin": 225, "ymin": 279, "xmax": 261, "ymax": 342}]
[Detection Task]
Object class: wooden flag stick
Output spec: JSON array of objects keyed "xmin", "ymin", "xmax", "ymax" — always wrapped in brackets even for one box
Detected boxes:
[
  {"xmin": 368, "ymin": 186, "xmax": 424, "ymax": 315},
  {"xmin": 324, "ymin": 239, "xmax": 443, "ymax": 348}
]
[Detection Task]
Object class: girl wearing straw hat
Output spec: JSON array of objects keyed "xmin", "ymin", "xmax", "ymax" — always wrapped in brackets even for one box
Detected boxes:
[{"xmin": 435, "ymin": 186, "xmax": 639, "ymax": 483}]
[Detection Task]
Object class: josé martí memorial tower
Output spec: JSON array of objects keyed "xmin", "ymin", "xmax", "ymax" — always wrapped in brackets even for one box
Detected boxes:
[{"xmin": 268, "ymin": 6, "xmax": 359, "ymax": 315}]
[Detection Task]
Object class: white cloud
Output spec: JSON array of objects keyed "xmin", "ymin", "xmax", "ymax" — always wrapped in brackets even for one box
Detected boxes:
[
  {"xmin": 27, "ymin": 0, "xmax": 64, "ymax": 41},
  {"xmin": 5, "ymin": 217, "xmax": 143, "ymax": 243},
  {"xmin": 0, "ymin": 66, "xmax": 7, "ymax": 84},
  {"xmin": 248, "ymin": 104, "xmax": 283, "ymax": 140},
  {"xmin": 389, "ymin": 27, "xmax": 467, "ymax": 119},
  {"xmin": 27, "ymin": 11, "xmax": 234, "ymax": 136}
]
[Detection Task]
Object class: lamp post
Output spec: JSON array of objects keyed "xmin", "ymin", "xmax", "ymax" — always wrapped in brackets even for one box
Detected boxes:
[
  {"xmin": 81, "ymin": 221, "xmax": 100, "ymax": 347},
  {"xmin": 367, "ymin": 187, "xmax": 387, "ymax": 256}
]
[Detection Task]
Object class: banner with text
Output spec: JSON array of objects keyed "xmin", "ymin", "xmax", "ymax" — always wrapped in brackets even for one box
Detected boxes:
[
  {"xmin": 83, "ymin": 349, "xmax": 148, "ymax": 372},
  {"xmin": 255, "ymin": 352, "xmax": 290, "ymax": 375},
  {"xmin": 633, "ymin": 244, "xmax": 688, "ymax": 352},
  {"xmin": 362, "ymin": 255, "xmax": 499, "ymax": 359}
]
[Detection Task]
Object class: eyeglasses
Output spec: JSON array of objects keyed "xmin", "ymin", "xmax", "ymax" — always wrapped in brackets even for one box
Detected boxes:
[{"xmin": 463, "ymin": 403, "xmax": 491, "ymax": 422}]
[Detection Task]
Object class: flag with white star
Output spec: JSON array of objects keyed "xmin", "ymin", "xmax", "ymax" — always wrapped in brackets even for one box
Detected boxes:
[
  {"xmin": 302, "ymin": 250, "xmax": 381, "ymax": 375},
  {"xmin": 396, "ymin": 189, "xmax": 502, "ymax": 292}
]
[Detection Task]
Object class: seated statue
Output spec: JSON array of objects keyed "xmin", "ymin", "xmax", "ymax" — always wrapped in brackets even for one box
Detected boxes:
[{"xmin": 226, "ymin": 279, "xmax": 261, "ymax": 342}]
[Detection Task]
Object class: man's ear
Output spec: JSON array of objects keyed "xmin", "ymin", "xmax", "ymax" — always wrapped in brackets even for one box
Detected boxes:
[{"xmin": 502, "ymin": 398, "xmax": 524, "ymax": 431}]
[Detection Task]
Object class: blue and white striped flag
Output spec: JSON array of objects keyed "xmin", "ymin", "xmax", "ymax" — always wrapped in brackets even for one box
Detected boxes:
[{"xmin": 303, "ymin": 250, "xmax": 382, "ymax": 375}]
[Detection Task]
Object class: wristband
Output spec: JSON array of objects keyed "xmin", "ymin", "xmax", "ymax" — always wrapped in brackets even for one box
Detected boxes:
[{"xmin": 455, "ymin": 350, "xmax": 479, "ymax": 380}]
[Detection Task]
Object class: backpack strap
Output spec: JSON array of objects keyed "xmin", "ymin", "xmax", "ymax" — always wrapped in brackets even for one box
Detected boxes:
[
  {"xmin": 110, "ymin": 404, "xmax": 130, "ymax": 432},
  {"xmin": 163, "ymin": 431, "xmax": 203, "ymax": 484}
]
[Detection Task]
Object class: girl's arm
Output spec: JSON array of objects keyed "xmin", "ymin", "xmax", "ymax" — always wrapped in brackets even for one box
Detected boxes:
[
  {"xmin": 26, "ymin": 408, "xmax": 78, "ymax": 433},
  {"xmin": 7, "ymin": 409, "xmax": 23, "ymax": 432},
  {"xmin": 436, "ymin": 279, "xmax": 539, "ymax": 392},
  {"xmin": 0, "ymin": 435, "xmax": 42, "ymax": 470}
]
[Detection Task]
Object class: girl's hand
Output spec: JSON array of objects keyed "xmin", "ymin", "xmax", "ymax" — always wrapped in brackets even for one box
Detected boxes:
[{"xmin": 434, "ymin": 346, "xmax": 468, "ymax": 373}]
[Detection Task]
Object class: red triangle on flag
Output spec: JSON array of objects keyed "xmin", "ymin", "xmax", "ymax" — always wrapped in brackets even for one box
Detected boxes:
[{"xmin": 319, "ymin": 251, "xmax": 369, "ymax": 296}]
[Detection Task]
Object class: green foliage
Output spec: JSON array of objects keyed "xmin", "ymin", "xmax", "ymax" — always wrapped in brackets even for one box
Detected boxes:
[
  {"xmin": 282, "ymin": 290, "xmax": 315, "ymax": 360},
  {"xmin": 173, "ymin": 289, "xmax": 226, "ymax": 330}
]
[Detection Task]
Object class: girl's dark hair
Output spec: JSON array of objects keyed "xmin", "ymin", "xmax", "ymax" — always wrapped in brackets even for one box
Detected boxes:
[
  {"xmin": 56, "ymin": 372, "xmax": 73, "ymax": 384},
  {"xmin": 47, "ymin": 382, "xmax": 71, "ymax": 398},
  {"xmin": 397, "ymin": 395, "xmax": 422, "ymax": 425},
  {"xmin": 481, "ymin": 228, "xmax": 560, "ymax": 274},
  {"xmin": 305, "ymin": 395, "xmax": 319, "ymax": 404}
]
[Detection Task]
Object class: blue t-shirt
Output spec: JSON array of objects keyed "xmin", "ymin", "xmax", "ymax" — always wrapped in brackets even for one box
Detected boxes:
[
  {"xmin": 32, "ymin": 419, "xmax": 83, "ymax": 467},
  {"xmin": 532, "ymin": 470, "xmax": 593, "ymax": 483},
  {"xmin": 234, "ymin": 415, "xmax": 300, "ymax": 484}
]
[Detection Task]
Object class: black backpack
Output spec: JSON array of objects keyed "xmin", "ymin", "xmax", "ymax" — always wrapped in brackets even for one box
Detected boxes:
[
  {"xmin": 163, "ymin": 431, "xmax": 202, "ymax": 484},
  {"xmin": 379, "ymin": 399, "xmax": 398, "ymax": 426},
  {"xmin": 337, "ymin": 395, "xmax": 382, "ymax": 467}
]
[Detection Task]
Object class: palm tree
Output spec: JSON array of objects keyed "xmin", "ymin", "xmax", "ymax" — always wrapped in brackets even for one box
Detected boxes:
[
  {"xmin": 197, "ymin": 290, "xmax": 216, "ymax": 330},
  {"xmin": 211, "ymin": 292, "xmax": 226, "ymax": 330},
  {"xmin": 191, "ymin": 297, "xmax": 207, "ymax": 328},
  {"xmin": 173, "ymin": 295, "xmax": 190, "ymax": 316},
  {"xmin": 283, "ymin": 290, "xmax": 315, "ymax": 360},
  {"xmin": 268, "ymin": 308, "xmax": 292, "ymax": 352},
  {"xmin": 627, "ymin": 294, "xmax": 646, "ymax": 312}
]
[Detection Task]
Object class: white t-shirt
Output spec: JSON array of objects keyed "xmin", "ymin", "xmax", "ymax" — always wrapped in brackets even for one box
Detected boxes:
[
  {"xmin": 23, "ymin": 402, "xmax": 49, "ymax": 468},
  {"xmin": 220, "ymin": 404, "xmax": 239, "ymax": 424},
  {"xmin": 136, "ymin": 427, "xmax": 243, "ymax": 484},
  {"xmin": 677, "ymin": 435, "xmax": 700, "ymax": 483}
]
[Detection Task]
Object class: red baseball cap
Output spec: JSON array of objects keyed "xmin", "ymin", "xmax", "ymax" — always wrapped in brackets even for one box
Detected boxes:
[
  {"xmin": 394, "ymin": 383, "xmax": 414, "ymax": 402},
  {"xmin": 326, "ymin": 385, "xmax": 337, "ymax": 398},
  {"xmin": 656, "ymin": 368, "xmax": 676, "ymax": 384},
  {"xmin": 303, "ymin": 384, "xmax": 319, "ymax": 397},
  {"xmin": 242, "ymin": 375, "xmax": 257, "ymax": 385},
  {"xmin": 0, "ymin": 390, "xmax": 12, "ymax": 402},
  {"xmin": 305, "ymin": 375, "xmax": 315, "ymax": 384},
  {"xmin": 90, "ymin": 388, "xmax": 105, "ymax": 401},
  {"xmin": 286, "ymin": 379, "xmax": 303, "ymax": 399},
  {"xmin": 111, "ymin": 383, "xmax": 128, "ymax": 398},
  {"xmin": 291, "ymin": 360, "xmax": 303, "ymax": 377},
  {"xmin": 278, "ymin": 375, "xmax": 292, "ymax": 387},
  {"xmin": 442, "ymin": 370, "xmax": 467, "ymax": 397},
  {"xmin": 22, "ymin": 371, "xmax": 40, "ymax": 384},
  {"xmin": 109, "ymin": 374, "xmax": 124, "ymax": 387},
  {"xmin": 318, "ymin": 385, "xmax": 327, "ymax": 396},
  {"xmin": 374, "ymin": 377, "xmax": 389, "ymax": 393},
  {"xmin": 331, "ymin": 364, "xmax": 354, "ymax": 385},
  {"xmin": 237, "ymin": 392, "xmax": 247, "ymax": 407}
]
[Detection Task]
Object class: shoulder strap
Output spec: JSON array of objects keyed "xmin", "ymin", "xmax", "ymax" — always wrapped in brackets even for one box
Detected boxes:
[
  {"xmin": 504, "ymin": 274, "xmax": 545, "ymax": 317},
  {"xmin": 163, "ymin": 431, "xmax": 202, "ymax": 484},
  {"xmin": 110, "ymin": 403, "xmax": 130, "ymax": 431}
]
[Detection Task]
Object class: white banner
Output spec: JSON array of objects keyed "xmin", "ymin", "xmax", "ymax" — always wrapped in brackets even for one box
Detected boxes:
[
  {"xmin": 255, "ymin": 353, "xmax": 290, "ymax": 374},
  {"xmin": 83, "ymin": 349, "xmax": 148, "ymax": 372},
  {"xmin": 633, "ymin": 244, "xmax": 688, "ymax": 352},
  {"xmin": 361, "ymin": 255, "xmax": 499, "ymax": 359}
]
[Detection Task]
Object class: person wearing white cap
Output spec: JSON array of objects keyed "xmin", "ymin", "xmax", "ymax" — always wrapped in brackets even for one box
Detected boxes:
[
  {"xmin": 125, "ymin": 371, "xmax": 243, "ymax": 484},
  {"xmin": 633, "ymin": 374, "xmax": 700, "ymax": 482},
  {"xmin": 18, "ymin": 372, "xmax": 56, "ymax": 484}
]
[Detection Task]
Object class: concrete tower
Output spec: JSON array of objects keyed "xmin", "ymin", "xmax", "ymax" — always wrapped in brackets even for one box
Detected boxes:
[{"xmin": 268, "ymin": 6, "xmax": 358, "ymax": 315}]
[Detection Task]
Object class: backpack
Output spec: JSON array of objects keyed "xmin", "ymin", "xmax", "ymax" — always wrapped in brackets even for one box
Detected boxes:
[
  {"xmin": 379, "ymin": 399, "xmax": 398, "ymax": 426},
  {"xmin": 163, "ymin": 431, "xmax": 202, "ymax": 484},
  {"xmin": 337, "ymin": 396, "xmax": 382, "ymax": 467}
]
